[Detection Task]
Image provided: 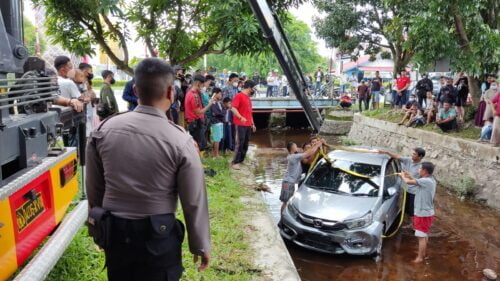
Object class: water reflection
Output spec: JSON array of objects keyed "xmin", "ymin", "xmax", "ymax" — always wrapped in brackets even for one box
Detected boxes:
[{"xmin": 250, "ymin": 130, "xmax": 500, "ymax": 281}]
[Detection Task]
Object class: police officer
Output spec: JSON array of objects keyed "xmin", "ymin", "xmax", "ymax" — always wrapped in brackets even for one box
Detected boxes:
[{"xmin": 86, "ymin": 58, "xmax": 211, "ymax": 281}]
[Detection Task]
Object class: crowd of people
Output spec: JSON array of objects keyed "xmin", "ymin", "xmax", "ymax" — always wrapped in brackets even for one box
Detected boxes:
[
  {"xmin": 393, "ymin": 72, "xmax": 499, "ymax": 147},
  {"xmin": 120, "ymin": 66, "xmax": 258, "ymax": 167},
  {"xmin": 337, "ymin": 68, "xmax": 499, "ymax": 147}
]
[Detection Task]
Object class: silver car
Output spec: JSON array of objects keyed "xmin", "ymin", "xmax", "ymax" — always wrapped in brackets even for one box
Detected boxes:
[{"xmin": 280, "ymin": 148, "xmax": 404, "ymax": 256}]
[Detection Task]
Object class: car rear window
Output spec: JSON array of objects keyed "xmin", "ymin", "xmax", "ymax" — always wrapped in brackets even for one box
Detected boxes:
[{"xmin": 305, "ymin": 159, "xmax": 382, "ymax": 197}]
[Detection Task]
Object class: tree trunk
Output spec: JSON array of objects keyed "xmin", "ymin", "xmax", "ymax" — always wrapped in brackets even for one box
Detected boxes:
[
  {"xmin": 392, "ymin": 57, "xmax": 406, "ymax": 78},
  {"xmin": 468, "ymin": 76, "xmax": 481, "ymax": 105}
]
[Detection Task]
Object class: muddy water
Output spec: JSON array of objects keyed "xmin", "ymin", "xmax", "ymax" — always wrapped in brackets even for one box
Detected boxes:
[{"xmin": 250, "ymin": 130, "xmax": 500, "ymax": 281}]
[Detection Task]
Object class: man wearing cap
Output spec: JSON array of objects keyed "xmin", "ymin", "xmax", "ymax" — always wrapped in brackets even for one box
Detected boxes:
[
  {"xmin": 184, "ymin": 74, "xmax": 215, "ymax": 150},
  {"xmin": 231, "ymin": 80, "xmax": 257, "ymax": 169}
]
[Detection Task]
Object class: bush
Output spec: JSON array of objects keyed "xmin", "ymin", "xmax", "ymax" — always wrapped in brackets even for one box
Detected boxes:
[
  {"xmin": 464, "ymin": 104, "xmax": 478, "ymax": 122},
  {"xmin": 453, "ymin": 176, "xmax": 476, "ymax": 197}
]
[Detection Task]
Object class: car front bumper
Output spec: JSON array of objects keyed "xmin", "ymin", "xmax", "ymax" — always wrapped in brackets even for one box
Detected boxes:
[{"xmin": 280, "ymin": 206, "xmax": 384, "ymax": 255}]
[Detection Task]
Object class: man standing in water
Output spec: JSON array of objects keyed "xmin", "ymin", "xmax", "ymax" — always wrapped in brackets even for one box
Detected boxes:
[
  {"xmin": 377, "ymin": 148, "xmax": 426, "ymax": 221},
  {"xmin": 280, "ymin": 140, "xmax": 324, "ymax": 212},
  {"xmin": 400, "ymin": 162, "xmax": 436, "ymax": 263}
]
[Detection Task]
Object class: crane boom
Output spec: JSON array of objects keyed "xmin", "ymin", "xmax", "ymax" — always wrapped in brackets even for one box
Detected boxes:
[{"xmin": 247, "ymin": 0, "xmax": 323, "ymax": 132}]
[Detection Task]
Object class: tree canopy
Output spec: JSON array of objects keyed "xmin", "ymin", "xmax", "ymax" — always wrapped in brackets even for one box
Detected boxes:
[
  {"xmin": 23, "ymin": 17, "xmax": 46, "ymax": 56},
  {"xmin": 391, "ymin": 0, "xmax": 498, "ymax": 100},
  {"xmin": 32, "ymin": 0, "xmax": 305, "ymax": 75},
  {"xmin": 312, "ymin": 0, "xmax": 421, "ymax": 76},
  {"xmin": 402, "ymin": 0, "xmax": 498, "ymax": 76},
  {"xmin": 199, "ymin": 14, "xmax": 325, "ymax": 76}
]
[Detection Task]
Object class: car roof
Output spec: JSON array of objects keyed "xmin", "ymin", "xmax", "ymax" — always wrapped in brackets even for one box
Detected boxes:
[{"xmin": 327, "ymin": 146, "xmax": 391, "ymax": 166}]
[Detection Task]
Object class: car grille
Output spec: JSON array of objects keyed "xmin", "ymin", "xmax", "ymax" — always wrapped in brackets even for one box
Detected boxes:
[
  {"xmin": 296, "ymin": 233, "xmax": 341, "ymax": 252},
  {"xmin": 298, "ymin": 212, "xmax": 347, "ymax": 231}
]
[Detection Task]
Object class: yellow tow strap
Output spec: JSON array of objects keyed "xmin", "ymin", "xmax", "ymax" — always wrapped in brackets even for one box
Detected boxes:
[
  {"xmin": 382, "ymin": 188, "xmax": 406, "ymax": 238},
  {"xmin": 305, "ymin": 142, "xmax": 406, "ymax": 239}
]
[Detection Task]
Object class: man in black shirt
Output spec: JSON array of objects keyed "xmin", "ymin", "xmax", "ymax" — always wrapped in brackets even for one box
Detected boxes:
[
  {"xmin": 371, "ymin": 71, "xmax": 383, "ymax": 109},
  {"xmin": 415, "ymin": 74, "xmax": 433, "ymax": 109},
  {"xmin": 437, "ymin": 77, "xmax": 457, "ymax": 107},
  {"xmin": 454, "ymin": 72, "xmax": 469, "ymax": 122}
]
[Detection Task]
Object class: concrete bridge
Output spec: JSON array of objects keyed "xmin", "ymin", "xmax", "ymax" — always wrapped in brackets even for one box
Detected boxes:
[{"xmin": 251, "ymin": 97, "xmax": 338, "ymax": 112}]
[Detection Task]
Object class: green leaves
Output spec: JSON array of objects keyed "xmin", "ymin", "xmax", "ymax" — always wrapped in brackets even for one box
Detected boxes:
[
  {"xmin": 199, "ymin": 14, "xmax": 324, "ymax": 76},
  {"xmin": 313, "ymin": 0, "xmax": 418, "ymax": 75},
  {"xmin": 405, "ymin": 0, "xmax": 499, "ymax": 77},
  {"xmin": 33, "ymin": 0, "xmax": 300, "ymax": 73}
]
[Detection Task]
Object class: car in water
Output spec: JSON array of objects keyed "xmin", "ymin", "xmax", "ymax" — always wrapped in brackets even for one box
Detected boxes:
[{"xmin": 279, "ymin": 148, "xmax": 404, "ymax": 256}]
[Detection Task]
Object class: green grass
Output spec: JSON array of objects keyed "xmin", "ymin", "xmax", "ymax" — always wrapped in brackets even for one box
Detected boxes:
[
  {"xmin": 46, "ymin": 156, "xmax": 261, "ymax": 281},
  {"xmin": 325, "ymin": 115, "xmax": 353, "ymax": 121},
  {"xmin": 361, "ymin": 108, "xmax": 481, "ymax": 140}
]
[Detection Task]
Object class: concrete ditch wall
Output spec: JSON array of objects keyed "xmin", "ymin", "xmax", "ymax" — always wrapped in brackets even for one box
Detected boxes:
[
  {"xmin": 233, "ymin": 150, "xmax": 301, "ymax": 281},
  {"xmin": 320, "ymin": 110, "xmax": 354, "ymax": 135},
  {"xmin": 348, "ymin": 114, "xmax": 500, "ymax": 209}
]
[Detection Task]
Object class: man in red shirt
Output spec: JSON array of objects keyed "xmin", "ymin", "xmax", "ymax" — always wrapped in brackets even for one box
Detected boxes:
[
  {"xmin": 185, "ymin": 75, "xmax": 214, "ymax": 150},
  {"xmin": 230, "ymin": 80, "xmax": 257, "ymax": 169},
  {"xmin": 395, "ymin": 70, "xmax": 411, "ymax": 109}
]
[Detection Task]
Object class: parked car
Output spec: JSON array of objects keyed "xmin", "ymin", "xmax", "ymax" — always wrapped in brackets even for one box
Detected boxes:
[{"xmin": 280, "ymin": 148, "xmax": 404, "ymax": 257}]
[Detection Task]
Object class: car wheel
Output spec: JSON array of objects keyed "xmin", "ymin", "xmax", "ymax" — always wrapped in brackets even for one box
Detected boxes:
[
  {"xmin": 371, "ymin": 238, "xmax": 383, "ymax": 262},
  {"xmin": 372, "ymin": 224, "xmax": 385, "ymax": 261}
]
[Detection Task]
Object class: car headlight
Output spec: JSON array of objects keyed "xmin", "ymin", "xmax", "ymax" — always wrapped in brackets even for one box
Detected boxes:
[
  {"xmin": 344, "ymin": 212, "xmax": 373, "ymax": 229},
  {"xmin": 287, "ymin": 202, "xmax": 299, "ymax": 218}
]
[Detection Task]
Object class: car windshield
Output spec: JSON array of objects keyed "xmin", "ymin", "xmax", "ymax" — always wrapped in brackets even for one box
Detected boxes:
[{"xmin": 305, "ymin": 159, "xmax": 382, "ymax": 197}]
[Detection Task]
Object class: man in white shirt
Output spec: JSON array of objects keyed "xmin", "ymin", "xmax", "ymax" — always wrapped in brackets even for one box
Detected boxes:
[
  {"xmin": 55, "ymin": 56, "xmax": 83, "ymax": 101},
  {"xmin": 314, "ymin": 67, "xmax": 324, "ymax": 96},
  {"xmin": 54, "ymin": 56, "xmax": 84, "ymax": 146}
]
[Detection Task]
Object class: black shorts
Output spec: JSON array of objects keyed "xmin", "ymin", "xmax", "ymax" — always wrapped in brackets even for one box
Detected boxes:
[
  {"xmin": 456, "ymin": 93, "xmax": 468, "ymax": 107},
  {"xmin": 405, "ymin": 192, "xmax": 415, "ymax": 217}
]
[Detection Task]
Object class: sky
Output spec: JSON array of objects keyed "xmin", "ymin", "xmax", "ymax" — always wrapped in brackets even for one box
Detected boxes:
[
  {"xmin": 290, "ymin": 3, "xmax": 330, "ymax": 57},
  {"xmin": 23, "ymin": 2, "xmax": 330, "ymax": 59}
]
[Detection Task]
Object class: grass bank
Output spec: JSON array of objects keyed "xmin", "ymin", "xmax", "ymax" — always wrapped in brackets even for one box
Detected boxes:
[
  {"xmin": 362, "ymin": 108, "xmax": 481, "ymax": 140},
  {"xmin": 46, "ymin": 157, "xmax": 262, "ymax": 281}
]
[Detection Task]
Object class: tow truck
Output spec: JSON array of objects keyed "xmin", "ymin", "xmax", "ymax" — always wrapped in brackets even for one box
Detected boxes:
[{"xmin": 0, "ymin": 1, "xmax": 87, "ymax": 280}]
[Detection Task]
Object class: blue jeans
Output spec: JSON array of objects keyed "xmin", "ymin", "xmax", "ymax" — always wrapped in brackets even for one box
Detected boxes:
[
  {"xmin": 221, "ymin": 122, "xmax": 234, "ymax": 151},
  {"xmin": 371, "ymin": 91, "xmax": 381, "ymax": 103},
  {"xmin": 282, "ymin": 86, "xmax": 288, "ymax": 96},
  {"xmin": 480, "ymin": 124, "xmax": 492, "ymax": 140},
  {"xmin": 395, "ymin": 90, "xmax": 408, "ymax": 106},
  {"xmin": 266, "ymin": 86, "xmax": 273, "ymax": 97},
  {"xmin": 315, "ymin": 82, "xmax": 321, "ymax": 95}
]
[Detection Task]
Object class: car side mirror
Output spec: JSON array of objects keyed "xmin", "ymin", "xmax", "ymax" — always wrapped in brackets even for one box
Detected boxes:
[
  {"xmin": 387, "ymin": 187, "xmax": 397, "ymax": 197},
  {"xmin": 298, "ymin": 173, "xmax": 306, "ymax": 186}
]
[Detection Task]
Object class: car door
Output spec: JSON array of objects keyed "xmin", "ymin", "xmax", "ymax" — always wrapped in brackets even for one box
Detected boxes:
[{"xmin": 382, "ymin": 160, "xmax": 400, "ymax": 228}]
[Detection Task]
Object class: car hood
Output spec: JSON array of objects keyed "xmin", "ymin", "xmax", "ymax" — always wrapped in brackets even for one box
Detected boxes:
[{"xmin": 293, "ymin": 185, "xmax": 378, "ymax": 222}]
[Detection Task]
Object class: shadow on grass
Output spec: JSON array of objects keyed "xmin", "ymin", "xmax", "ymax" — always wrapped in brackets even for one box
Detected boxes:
[{"xmin": 46, "ymin": 156, "xmax": 262, "ymax": 281}]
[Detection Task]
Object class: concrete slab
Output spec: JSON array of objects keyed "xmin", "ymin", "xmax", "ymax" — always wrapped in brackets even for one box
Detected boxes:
[{"xmin": 232, "ymin": 157, "xmax": 300, "ymax": 281}]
